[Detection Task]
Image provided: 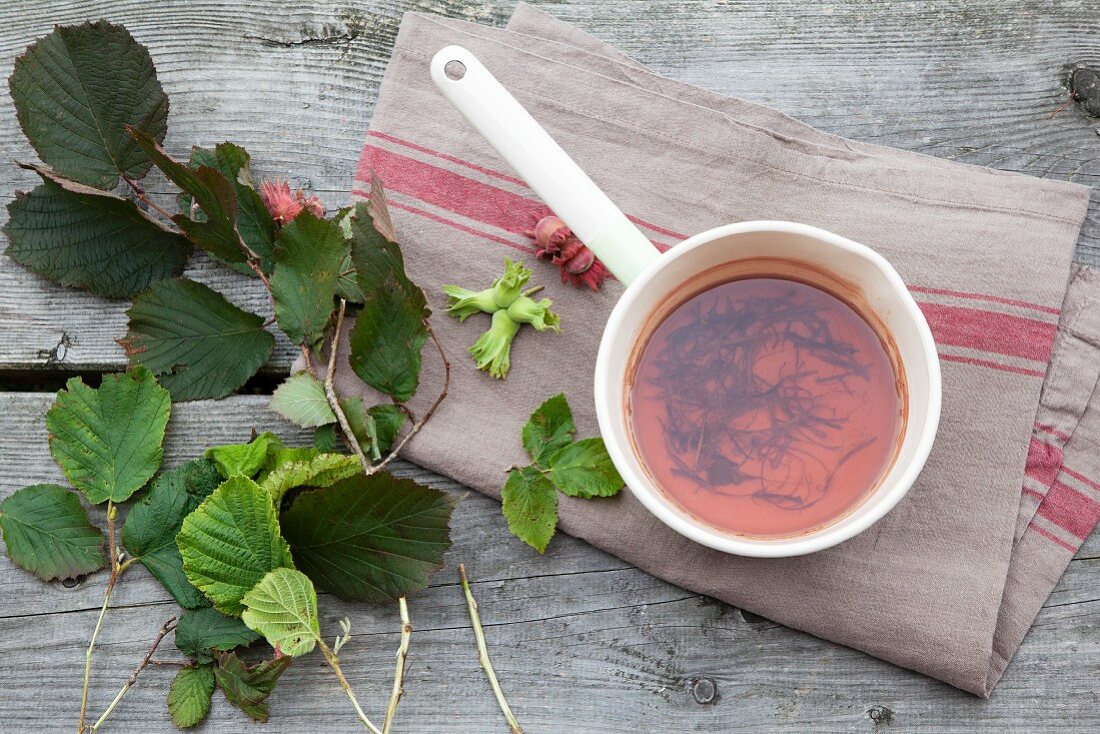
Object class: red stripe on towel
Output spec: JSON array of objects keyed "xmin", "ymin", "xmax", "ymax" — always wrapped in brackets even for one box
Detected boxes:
[
  {"xmin": 938, "ymin": 354, "xmax": 1046, "ymax": 378},
  {"xmin": 1035, "ymin": 422, "xmax": 1072, "ymax": 442},
  {"xmin": 358, "ymin": 139, "xmax": 1060, "ymax": 379},
  {"xmin": 918, "ymin": 302, "xmax": 1056, "ymax": 363},
  {"xmin": 385, "ymin": 200, "xmax": 535, "ymax": 254},
  {"xmin": 365, "ymin": 133, "xmax": 688, "ymax": 242},
  {"xmin": 361, "ymin": 144, "xmax": 544, "ymax": 236},
  {"xmin": 369, "ymin": 130, "xmax": 529, "ymax": 187},
  {"xmin": 1028, "ymin": 522, "xmax": 1079, "ymax": 552},
  {"xmin": 1025, "ymin": 437, "xmax": 1064, "ymax": 487},
  {"xmin": 1036, "ymin": 480, "xmax": 1100, "ymax": 540},
  {"xmin": 1059, "ymin": 465, "xmax": 1100, "ymax": 493},
  {"xmin": 908, "ymin": 285, "xmax": 1060, "ymax": 316}
]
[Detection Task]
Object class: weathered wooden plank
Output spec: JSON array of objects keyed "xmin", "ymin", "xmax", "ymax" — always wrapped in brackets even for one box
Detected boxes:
[
  {"xmin": 1, "ymin": 393, "xmax": 1098, "ymax": 732},
  {"xmin": 0, "ymin": 0, "xmax": 1098, "ymax": 371}
]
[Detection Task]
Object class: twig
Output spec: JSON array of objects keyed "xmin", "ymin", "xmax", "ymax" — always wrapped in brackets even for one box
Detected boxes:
[
  {"xmin": 1050, "ymin": 95, "xmax": 1075, "ymax": 119},
  {"xmin": 301, "ymin": 344, "xmax": 319, "ymax": 379},
  {"xmin": 122, "ymin": 177, "xmax": 177, "ymax": 223},
  {"xmin": 318, "ymin": 637, "xmax": 383, "ymax": 734},
  {"xmin": 382, "ymin": 598, "xmax": 412, "ymax": 734},
  {"xmin": 322, "ymin": 299, "xmax": 371, "ymax": 473},
  {"xmin": 366, "ymin": 322, "xmax": 451, "ymax": 476},
  {"xmin": 90, "ymin": 617, "xmax": 178, "ymax": 732},
  {"xmin": 78, "ymin": 501, "xmax": 135, "ymax": 734},
  {"xmin": 459, "ymin": 565, "xmax": 523, "ymax": 734}
]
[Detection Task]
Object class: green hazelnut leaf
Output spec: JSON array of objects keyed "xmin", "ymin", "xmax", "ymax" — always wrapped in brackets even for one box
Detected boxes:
[
  {"xmin": 314, "ymin": 424, "xmax": 339, "ymax": 453},
  {"xmin": 213, "ymin": 651, "xmax": 291, "ymax": 723},
  {"xmin": 9, "ymin": 21, "xmax": 168, "ymax": 188},
  {"xmin": 174, "ymin": 607, "xmax": 260, "ymax": 664},
  {"xmin": 347, "ymin": 201, "xmax": 429, "ymax": 402},
  {"xmin": 280, "ymin": 473, "xmax": 454, "ymax": 602},
  {"xmin": 0, "ymin": 484, "xmax": 106, "ymax": 582},
  {"xmin": 501, "ymin": 466, "xmax": 558, "ymax": 554},
  {"xmin": 270, "ymin": 212, "xmax": 347, "ymax": 347},
  {"xmin": 122, "ymin": 458, "xmax": 222, "ymax": 608},
  {"xmin": 46, "ymin": 367, "xmax": 170, "ymax": 504},
  {"xmin": 259, "ymin": 452, "xmax": 361, "ymax": 505},
  {"xmin": 338, "ymin": 397, "xmax": 406, "ymax": 461},
  {"xmin": 367, "ymin": 404, "xmax": 406, "ymax": 456},
  {"xmin": 123, "ymin": 278, "xmax": 274, "ymax": 401},
  {"xmin": 522, "ymin": 393, "xmax": 576, "ymax": 465},
  {"xmin": 240, "ymin": 568, "xmax": 319, "ymax": 657},
  {"xmin": 179, "ymin": 143, "xmax": 276, "ymax": 273},
  {"xmin": 205, "ymin": 432, "xmax": 282, "ymax": 479},
  {"xmin": 128, "ymin": 126, "xmax": 244, "ymax": 264},
  {"xmin": 548, "ymin": 437, "xmax": 624, "ymax": 498},
  {"xmin": 177, "ymin": 476, "xmax": 295, "ymax": 615},
  {"xmin": 269, "ymin": 372, "xmax": 336, "ymax": 428},
  {"xmin": 167, "ymin": 663, "xmax": 215, "ymax": 729},
  {"xmin": 5, "ymin": 165, "xmax": 191, "ymax": 298}
]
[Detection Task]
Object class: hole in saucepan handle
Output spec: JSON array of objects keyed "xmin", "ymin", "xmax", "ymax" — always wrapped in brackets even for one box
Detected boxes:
[{"xmin": 444, "ymin": 60, "xmax": 466, "ymax": 81}]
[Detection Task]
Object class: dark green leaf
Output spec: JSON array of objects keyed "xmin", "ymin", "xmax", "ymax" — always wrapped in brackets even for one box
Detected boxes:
[
  {"xmin": 281, "ymin": 473, "xmax": 453, "ymax": 602},
  {"xmin": 270, "ymin": 212, "xmax": 347, "ymax": 346},
  {"xmin": 338, "ymin": 397, "xmax": 405, "ymax": 461},
  {"xmin": 501, "ymin": 466, "xmax": 558, "ymax": 554},
  {"xmin": 180, "ymin": 144, "xmax": 276, "ymax": 272},
  {"xmin": 9, "ymin": 21, "xmax": 167, "ymax": 188},
  {"xmin": 46, "ymin": 367, "xmax": 171, "ymax": 504},
  {"xmin": 168, "ymin": 663, "xmax": 215, "ymax": 729},
  {"xmin": 269, "ymin": 372, "xmax": 336, "ymax": 428},
  {"xmin": 5, "ymin": 165, "xmax": 191, "ymax": 297},
  {"xmin": 368, "ymin": 404, "xmax": 405, "ymax": 456},
  {"xmin": 213, "ymin": 651, "xmax": 291, "ymax": 723},
  {"xmin": 548, "ymin": 438, "xmax": 624, "ymax": 498},
  {"xmin": 205, "ymin": 432, "xmax": 281, "ymax": 479},
  {"xmin": 121, "ymin": 459, "xmax": 222, "ymax": 608},
  {"xmin": 0, "ymin": 484, "xmax": 105, "ymax": 581},
  {"xmin": 346, "ymin": 202, "xmax": 429, "ymax": 402},
  {"xmin": 123, "ymin": 278, "xmax": 274, "ymax": 401},
  {"xmin": 314, "ymin": 424, "xmax": 338, "ymax": 453},
  {"xmin": 522, "ymin": 393, "xmax": 575, "ymax": 465},
  {"xmin": 177, "ymin": 476, "xmax": 295, "ymax": 615},
  {"xmin": 174, "ymin": 607, "xmax": 260, "ymax": 664},
  {"xmin": 128, "ymin": 127, "xmax": 244, "ymax": 264},
  {"xmin": 335, "ymin": 250, "xmax": 366, "ymax": 302}
]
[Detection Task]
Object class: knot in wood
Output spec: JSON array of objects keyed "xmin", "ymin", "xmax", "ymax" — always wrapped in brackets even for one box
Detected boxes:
[
  {"xmin": 690, "ymin": 676, "xmax": 719, "ymax": 705},
  {"xmin": 866, "ymin": 704, "xmax": 893, "ymax": 725},
  {"xmin": 1070, "ymin": 67, "xmax": 1100, "ymax": 116}
]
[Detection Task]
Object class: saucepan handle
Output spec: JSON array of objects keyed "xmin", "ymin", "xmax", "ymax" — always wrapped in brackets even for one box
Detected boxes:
[{"xmin": 430, "ymin": 45, "xmax": 661, "ymax": 286}]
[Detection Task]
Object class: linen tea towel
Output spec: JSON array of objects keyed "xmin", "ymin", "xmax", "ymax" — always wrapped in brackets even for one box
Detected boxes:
[{"xmin": 312, "ymin": 4, "xmax": 1099, "ymax": 696}]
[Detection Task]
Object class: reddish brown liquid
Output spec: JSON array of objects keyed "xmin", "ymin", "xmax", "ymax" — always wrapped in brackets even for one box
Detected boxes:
[{"xmin": 629, "ymin": 277, "xmax": 902, "ymax": 538}]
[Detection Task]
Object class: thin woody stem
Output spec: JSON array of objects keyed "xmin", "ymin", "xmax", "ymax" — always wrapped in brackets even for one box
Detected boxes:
[
  {"xmin": 122, "ymin": 177, "xmax": 177, "ymax": 224},
  {"xmin": 90, "ymin": 617, "xmax": 178, "ymax": 732},
  {"xmin": 459, "ymin": 565, "xmax": 523, "ymax": 734},
  {"xmin": 78, "ymin": 502, "xmax": 134, "ymax": 734},
  {"xmin": 366, "ymin": 322, "xmax": 450, "ymax": 476},
  {"xmin": 318, "ymin": 637, "xmax": 383, "ymax": 734},
  {"xmin": 382, "ymin": 597, "xmax": 412, "ymax": 734},
  {"xmin": 322, "ymin": 299, "xmax": 371, "ymax": 473}
]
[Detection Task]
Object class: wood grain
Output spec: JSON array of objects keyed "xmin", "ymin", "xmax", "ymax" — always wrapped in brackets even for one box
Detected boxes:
[
  {"xmin": 1, "ymin": 393, "xmax": 1099, "ymax": 733},
  {"xmin": 1, "ymin": 0, "xmax": 1098, "ymax": 371}
]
